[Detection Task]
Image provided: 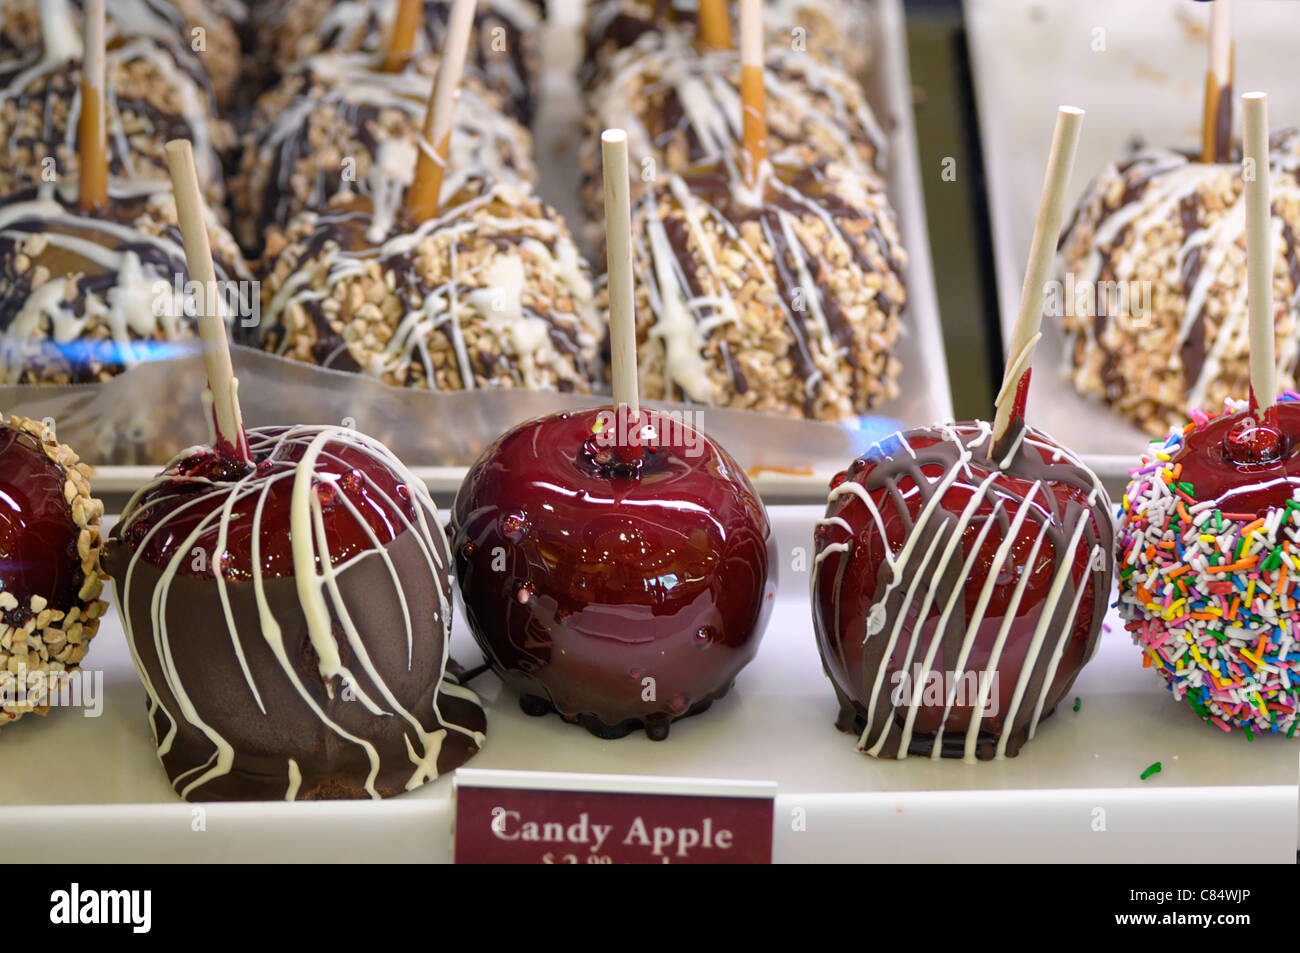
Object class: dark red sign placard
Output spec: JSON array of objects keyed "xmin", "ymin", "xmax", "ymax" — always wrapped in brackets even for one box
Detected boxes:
[{"xmin": 454, "ymin": 783, "xmax": 774, "ymax": 864}]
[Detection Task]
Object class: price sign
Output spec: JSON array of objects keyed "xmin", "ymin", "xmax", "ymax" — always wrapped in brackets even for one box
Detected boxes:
[{"xmin": 453, "ymin": 769, "xmax": 776, "ymax": 864}]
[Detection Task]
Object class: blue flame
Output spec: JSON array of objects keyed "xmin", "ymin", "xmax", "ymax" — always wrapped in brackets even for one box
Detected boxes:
[{"xmin": 1, "ymin": 337, "xmax": 201, "ymax": 368}]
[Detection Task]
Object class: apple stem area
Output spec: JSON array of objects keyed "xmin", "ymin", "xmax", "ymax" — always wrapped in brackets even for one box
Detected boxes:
[{"xmin": 587, "ymin": 405, "xmax": 649, "ymax": 476}]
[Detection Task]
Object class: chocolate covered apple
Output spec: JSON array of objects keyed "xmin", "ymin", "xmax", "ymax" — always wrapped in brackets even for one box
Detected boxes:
[
  {"xmin": 105, "ymin": 424, "xmax": 487, "ymax": 799},
  {"xmin": 812, "ymin": 107, "xmax": 1112, "ymax": 760},
  {"xmin": 257, "ymin": 0, "xmax": 600, "ymax": 395},
  {"xmin": 102, "ymin": 139, "xmax": 485, "ymax": 801},
  {"xmin": 450, "ymin": 129, "xmax": 776, "ymax": 740},
  {"xmin": 0, "ymin": 415, "xmax": 108, "ymax": 725}
]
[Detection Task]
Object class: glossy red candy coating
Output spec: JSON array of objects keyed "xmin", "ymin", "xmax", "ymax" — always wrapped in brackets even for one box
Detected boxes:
[
  {"xmin": 115, "ymin": 427, "xmax": 420, "ymax": 581},
  {"xmin": 0, "ymin": 425, "xmax": 81, "ymax": 611},
  {"xmin": 1174, "ymin": 402, "xmax": 1300, "ymax": 513},
  {"xmin": 451, "ymin": 408, "xmax": 776, "ymax": 739},
  {"xmin": 811, "ymin": 423, "xmax": 1112, "ymax": 759}
]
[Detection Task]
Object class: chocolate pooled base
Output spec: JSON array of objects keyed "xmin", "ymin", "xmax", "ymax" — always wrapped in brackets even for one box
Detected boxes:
[{"xmin": 105, "ymin": 531, "xmax": 483, "ymax": 801}]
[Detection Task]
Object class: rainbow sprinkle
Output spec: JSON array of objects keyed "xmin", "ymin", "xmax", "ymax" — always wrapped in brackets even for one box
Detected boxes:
[
  {"xmin": 1117, "ymin": 397, "xmax": 1300, "ymax": 738},
  {"xmin": 1139, "ymin": 761, "xmax": 1162, "ymax": 781}
]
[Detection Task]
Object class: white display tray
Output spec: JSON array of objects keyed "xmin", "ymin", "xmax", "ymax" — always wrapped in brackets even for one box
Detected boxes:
[
  {"xmin": 966, "ymin": 0, "xmax": 1300, "ymax": 485},
  {"xmin": 0, "ymin": 506, "xmax": 1293, "ymax": 863},
  {"xmin": 72, "ymin": 0, "xmax": 948, "ymax": 504}
]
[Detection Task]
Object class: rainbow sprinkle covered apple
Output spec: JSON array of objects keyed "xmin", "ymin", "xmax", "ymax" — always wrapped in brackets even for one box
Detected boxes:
[
  {"xmin": 450, "ymin": 406, "xmax": 776, "ymax": 740},
  {"xmin": 1117, "ymin": 398, "xmax": 1300, "ymax": 738},
  {"xmin": 1116, "ymin": 91, "xmax": 1300, "ymax": 740}
]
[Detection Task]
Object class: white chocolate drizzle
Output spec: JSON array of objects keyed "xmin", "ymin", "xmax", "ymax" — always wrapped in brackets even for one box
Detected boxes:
[
  {"xmin": 262, "ymin": 182, "xmax": 599, "ymax": 392},
  {"xmin": 811, "ymin": 421, "xmax": 1113, "ymax": 761},
  {"xmin": 1059, "ymin": 138, "xmax": 1300, "ymax": 413}
]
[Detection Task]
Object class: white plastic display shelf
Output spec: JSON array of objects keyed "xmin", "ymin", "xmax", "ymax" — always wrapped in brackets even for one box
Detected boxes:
[
  {"xmin": 966, "ymin": 0, "xmax": 1300, "ymax": 483},
  {"xmin": 73, "ymin": 0, "xmax": 948, "ymax": 505},
  {"xmin": 0, "ymin": 507, "xmax": 1293, "ymax": 864}
]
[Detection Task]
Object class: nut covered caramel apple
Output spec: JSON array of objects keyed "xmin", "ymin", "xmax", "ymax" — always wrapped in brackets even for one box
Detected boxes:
[
  {"xmin": 0, "ymin": 184, "xmax": 252, "ymax": 385},
  {"xmin": 1057, "ymin": 139, "xmax": 1300, "ymax": 437},
  {"xmin": 450, "ymin": 406, "xmax": 776, "ymax": 740},
  {"xmin": 0, "ymin": 415, "xmax": 108, "ymax": 725},
  {"xmin": 582, "ymin": 0, "xmax": 874, "ymax": 82},
  {"xmin": 234, "ymin": 51, "xmax": 536, "ymax": 255},
  {"xmin": 0, "ymin": 1, "xmax": 235, "ymax": 203},
  {"xmin": 250, "ymin": 0, "xmax": 541, "ymax": 122},
  {"xmin": 258, "ymin": 184, "xmax": 601, "ymax": 393},
  {"xmin": 581, "ymin": 26, "xmax": 887, "ymax": 226},
  {"xmin": 103, "ymin": 425, "xmax": 486, "ymax": 800},
  {"xmin": 811, "ymin": 421, "xmax": 1114, "ymax": 760},
  {"xmin": 615, "ymin": 157, "xmax": 906, "ymax": 421}
]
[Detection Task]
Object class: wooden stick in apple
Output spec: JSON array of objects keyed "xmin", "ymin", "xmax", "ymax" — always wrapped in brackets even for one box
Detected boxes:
[
  {"xmin": 738, "ymin": 0, "xmax": 767, "ymax": 192},
  {"xmin": 697, "ymin": 0, "xmax": 733, "ymax": 51},
  {"xmin": 78, "ymin": 0, "xmax": 107, "ymax": 211},
  {"xmin": 602, "ymin": 127, "xmax": 641, "ymax": 465},
  {"xmin": 989, "ymin": 105, "xmax": 1084, "ymax": 462},
  {"xmin": 407, "ymin": 0, "xmax": 477, "ymax": 223},
  {"xmin": 164, "ymin": 139, "xmax": 251, "ymax": 465},
  {"xmin": 1243, "ymin": 90, "xmax": 1276, "ymax": 418},
  {"xmin": 380, "ymin": 0, "xmax": 425, "ymax": 72},
  {"xmin": 1201, "ymin": 0, "xmax": 1234, "ymax": 164}
]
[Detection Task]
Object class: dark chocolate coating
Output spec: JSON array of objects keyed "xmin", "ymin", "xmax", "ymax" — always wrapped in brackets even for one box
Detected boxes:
[
  {"xmin": 103, "ymin": 426, "xmax": 485, "ymax": 801},
  {"xmin": 105, "ymin": 529, "xmax": 482, "ymax": 800}
]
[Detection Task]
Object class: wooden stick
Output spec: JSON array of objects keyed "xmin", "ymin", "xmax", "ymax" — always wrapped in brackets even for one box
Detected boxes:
[
  {"xmin": 990, "ymin": 106, "xmax": 1085, "ymax": 457},
  {"xmin": 78, "ymin": 0, "xmax": 107, "ymax": 211},
  {"xmin": 1243, "ymin": 91, "xmax": 1276, "ymax": 413},
  {"xmin": 380, "ymin": 0, "xmax": 424, "ymax": 73},
  {"xmin": 408, "ymin": 0, "xmax": 477, "ymax": 223},
  {"xmin": 164, "ymin": 139, "xmax": 250, "ymax": 464},
  {"xmin": 1201, "ymin": 0, "xmax": 1234, "ymax": 163},
  {"xmin": 602, "ymin": 129, "xmax": 639, "ymax": 418},
  {"xmin": 738, "ymin": 0, "xmax": 766, "ymax": 191},
  {"xmin": 697, "ymin": 0, "xmax": 732, "ymax": 51}
]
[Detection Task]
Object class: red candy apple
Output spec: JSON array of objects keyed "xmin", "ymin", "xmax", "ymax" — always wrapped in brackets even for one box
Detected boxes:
[
  {"xmin": 810, "ymin": 105, "xmax": 1107, "ymax": 760},
  {"xmin": 0, "ymin": 423, "xmax": 84, "ymax": 612},
  {"xmin": 451, "ymin": 406, "xmax": 777, "ymax": 740},
  {"xmin": 811, "ymin": 422, "xmax": 1113, "ymax": 760}
]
